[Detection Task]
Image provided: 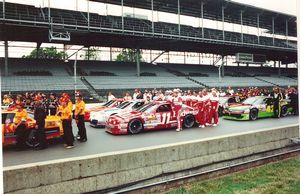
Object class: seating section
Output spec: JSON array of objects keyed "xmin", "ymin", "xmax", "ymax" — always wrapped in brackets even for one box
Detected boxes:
[
  {"xmin": 1, "ymin": 2, "xmax": 296, "ymax": 49},
  {"xmin": 84, "ymin": 76, "xmax": 198, "ymax": 90},
  {"xmin": 1, "ymin": 76, "xmax": 87, "ymax": 92},
  {"xmin": 0, "ymin": 59, "xmax": 298, "ymax": 92}
]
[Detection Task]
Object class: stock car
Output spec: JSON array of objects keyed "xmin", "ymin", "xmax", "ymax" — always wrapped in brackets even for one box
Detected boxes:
[
  {"xmin": 218, "ymin": 96, "xmax": 240, "ymax": 116},
  {"xmin": 105, "ymin": 101, "xmax": 198, "ymax": 135},
  {"xmin": 90, "ymin": 100, "xmax": 145, "ymax": 127},
  {"xmin": 84, "ymin": 98, "xmax": 124, "ymax": 121},
  {"xmin": 223, "ymin": 96, "xmax": 291, "ymax": 121},
  {"xmin": 2, "ymin": 109, "xmax": 63, "ymax": 147}
]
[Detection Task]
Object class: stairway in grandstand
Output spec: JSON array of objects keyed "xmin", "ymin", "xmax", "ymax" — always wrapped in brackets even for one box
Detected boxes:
[
  {"xmin": 157, "ymin": 64, "xmax": 208, "ymax": 88},
  {"xmin": 80, "ymin": 77, "xmax": 103, "ymax": 101},
  {"xmin": 254, "ymin": 77, "xmax": 279, "ymax": 87}
]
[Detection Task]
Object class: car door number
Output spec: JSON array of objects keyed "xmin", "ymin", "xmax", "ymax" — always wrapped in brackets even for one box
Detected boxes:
[{"xmin": 161, "ymin": 113, "xmax": 171, "ymax": 124}]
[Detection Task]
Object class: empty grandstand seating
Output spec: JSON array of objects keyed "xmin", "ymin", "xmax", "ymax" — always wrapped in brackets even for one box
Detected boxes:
[
  {"xmin": 0, "ymin": 58, "xmax": 298, "ymax": 92},
  {"xmin": 2, "ymin": 2, "xmax": 296, "ymax": 49}
]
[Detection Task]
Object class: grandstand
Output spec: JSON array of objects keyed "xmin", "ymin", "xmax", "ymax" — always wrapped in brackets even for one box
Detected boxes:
[{"xmin": 0, "ymin": 0, "xmax": 297, "ymax": 98}]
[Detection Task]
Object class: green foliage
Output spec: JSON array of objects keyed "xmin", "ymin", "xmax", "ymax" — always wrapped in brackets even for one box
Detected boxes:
[
  {"xmin": 22, "ymin": 47, "xmax": 67, "ymax": 60},
  {"xmin": 166, "ymin": 156, "xmax": 300, "ymax": 194},
  {"xmin": 115, "ymin": 48, "xmax": 143, "ymax": 62},
  {"xmin": 81, "ymin": 47, "xmax": 99, "ymax": 60}
]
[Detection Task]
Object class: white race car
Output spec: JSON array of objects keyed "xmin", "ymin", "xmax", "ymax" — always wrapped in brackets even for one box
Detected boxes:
[{"xmin": 90, "ymin": 100, "xmax": 145, "ymax": 128}]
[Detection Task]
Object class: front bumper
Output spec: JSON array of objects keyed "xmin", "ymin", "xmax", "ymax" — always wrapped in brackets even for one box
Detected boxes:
[
  {"xmin": 90, "ymin": 119, "xmax": 106, "ymax": 128},
  {"xmin": 223, "ymin": 112, "xmax": 249, "ymax": 121}
]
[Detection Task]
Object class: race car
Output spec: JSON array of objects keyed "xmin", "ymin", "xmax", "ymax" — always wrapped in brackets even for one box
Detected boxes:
[
  {"xmin": 84, "ymin": 98, "xmax": 124, "ymax": 121},
  {"xmin": 90, "ymin": 100, "xmax": 145, "ymax": 128},
  {"xmin": 223, "ymin": 96, "xmax": 291, "ymax": 121},
  {"xmin": 218, "ymin": 96, "xmax": 240, "ymax": 116},
  {"xmin": 105, "ymin": 101, "xmax": 198, "ymax": 135},
  {"xmin": 2, "ymin": 109, "xmax": 63, "ymax": 147}
]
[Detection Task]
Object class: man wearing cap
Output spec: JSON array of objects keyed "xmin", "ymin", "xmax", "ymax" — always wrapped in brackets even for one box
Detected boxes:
[
  {"xmin": 75, "ymin": 93, "xmax": 87, "ymax": 142},
  {"xmin": 58, "ymin": 98, "xmax": 74, "ymax": 149},
  {"xmin": 14, "ymin": 103, "xmax": 29, "ymax": 150},
  {"xmin": 33, "ymin": 95, "xmax": 47, "ymax": 150}
]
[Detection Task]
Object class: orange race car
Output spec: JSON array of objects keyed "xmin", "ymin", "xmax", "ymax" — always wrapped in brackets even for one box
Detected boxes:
[
  {"xmin": 84, "ymin": 98, "xmax": 124, "ymax": 121},
  {"xmin": 2, "ymin": 109, "xmax": 63, "ymax": 147}
]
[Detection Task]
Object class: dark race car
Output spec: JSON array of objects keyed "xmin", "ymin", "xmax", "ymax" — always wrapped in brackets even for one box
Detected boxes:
[{"xmin": 105, "ymin": 101, "xmax": 198, "ymax": 135}]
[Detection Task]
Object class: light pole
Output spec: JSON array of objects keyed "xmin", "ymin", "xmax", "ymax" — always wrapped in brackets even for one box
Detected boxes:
[{"xmin": 74, "ymin": 52, "xmax": 78, "ymax": 97}]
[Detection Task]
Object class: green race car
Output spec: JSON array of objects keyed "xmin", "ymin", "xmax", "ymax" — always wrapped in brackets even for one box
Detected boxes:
[{"xmin": 223, "ymin": 96, "xmax": 292, "ymax": 121}]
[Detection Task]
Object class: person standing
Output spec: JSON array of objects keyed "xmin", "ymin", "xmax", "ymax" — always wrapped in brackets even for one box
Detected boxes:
[
  {"xmin": 271, "ymin": 88, "xmax": 282, "ymax": 118},
  {"xmin": 196, "ymin": 91, "xmax": 206, "ymax": 128},
  {"xmin": 47, "ymin": 93, "xmax": 59, "ymax": 116},
  {"xmin": 58, "ymin": 98, "xmax": 74, "ymax": 149},
  {"xmin": 14, "ymin": 103, "xmax": 29, "ymax": 150},
  {"xmin": 75, "ymin": 94, "xmax": 87, "ymax": 142},
  {"xmin": 33, "ymin": 95, "xmax": 47, "ymax": 150},
  {"xmin": 172, "ymin": 89, "xmax": 183, "ymax": 132},
  {"xmin": 208, "ymin": 91, "xmax": 219, "ymax": 127},
  {"xmin": 107, "ymin": 91, "xmax": 115, "ymax": 101}
]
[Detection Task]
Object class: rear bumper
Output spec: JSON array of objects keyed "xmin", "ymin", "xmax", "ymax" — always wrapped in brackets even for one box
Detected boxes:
[
  {"xmin": 105, "ymin": 124, "xmax": 128, "ymax": 135},
  {"xmin": 223, "ymin": 113, "xmax": 249, "ymax": 120}
]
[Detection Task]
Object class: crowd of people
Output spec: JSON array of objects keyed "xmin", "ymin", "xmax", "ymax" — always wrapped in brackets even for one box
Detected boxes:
[
  {"xmin": 2, "ymin": 86, "xmax": 298, "ymax": 149},
  {"xmin": 2, "ymin": 92, "xmax": 87, "ymax": 150}
]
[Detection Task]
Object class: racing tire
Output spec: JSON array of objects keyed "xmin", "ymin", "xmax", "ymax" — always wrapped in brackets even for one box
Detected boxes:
[
  {"xmin": 25, "ymin": 130, "xmax": 40, "ymax": 148},
  {"xmin": 183, "ymin": 114, "xmax": 195, "ymax": 128},
  {"xmin": 281, "ymin": 106, "xmax": 288, "ymax": 117},
  {"xmin": 249, "ymin": 109, "xmax": 258, "ymax": 121},
  {"xmin": 128, "ymin": 119, "xmax": 144, "ymax": 134}
]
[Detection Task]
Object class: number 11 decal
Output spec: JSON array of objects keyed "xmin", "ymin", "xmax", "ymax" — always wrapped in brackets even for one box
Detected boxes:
[{"xmin": 161, "ymin": 113, "xmax": 171, "ymax": 124}]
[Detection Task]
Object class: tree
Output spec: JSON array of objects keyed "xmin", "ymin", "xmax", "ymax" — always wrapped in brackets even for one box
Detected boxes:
[
  {"xmin": 115, "ymin": 48, "xmax": 143, "ymax": 62},
  {"xmin": 22, "ymin": 47, "xmax": 67, "ymax": 60},
  {"xmin": 81, "ymin": 47, "xmax": 99, "ymax": 60}
]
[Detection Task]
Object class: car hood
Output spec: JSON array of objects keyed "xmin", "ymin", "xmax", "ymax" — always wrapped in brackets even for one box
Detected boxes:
[{"xmin": 110, "ymin": 111, "xmax": 144, "ymax": 121}]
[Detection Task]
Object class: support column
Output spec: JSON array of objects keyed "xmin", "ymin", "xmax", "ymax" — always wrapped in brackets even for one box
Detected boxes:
[
  {"xmin": 36, "ymin": 42, "xmax": 41, "ymax": 59},
  {"xmin": 87, "ymin": 0, "xmax": 90, "ymax": 30},
  {"xmin": 221, "ymin": 56, "xmax": 225, "ymax": 77},
  {"xmin": 178, "ymin": 0, "xmax": 181, "ymax": 36},
  {"xmin": 278, "ymin": 61, "xmax": 281, "ymax": 77},
  {"xmin": 184, "ymin": 52, "xmax": 186, "ymax": 64},
  {"xmin": 167, "ymin": 52, "xmax": 170, "ymax": 63},
  {"xmin": 151, "ymin": 0, "xmax": 154, "ymax": 35},
  {"xmin": 240, "ymin": 10, "xmax": 243, "ymax": 43},
  {"xmin": 110, "ymin": 47, "xmax": 113, "ymax": 61},
  {"xmin": 4, "ymin": 39, "xmax": 8, "ymax": 76},
  {"xmin": 150, "ymin": 50, "xmax": 152, "ymax": 62},
  {"xmin": 286, "ymin": 19, "xmax": 289, "ymax": 47},
  {"xmin": 136, "ymin": 49, "xmax": 140, "ymax": 77},
  {"xmin": 3, "ymin": 0, "xmax": 5, "ymax": 19},
  {"xmin": 87, "ymin": 47, "xmax": 90, "ymax": 61},
  {"xmin": 121, "ymin": 0, "xmax": 124, "ymax": 31},
  {"xmin": 201, "ymin": 1, "xmax": 204, "ymax": 38},
  {"xmin": 48, "ymin": 0, "xmax": 51, "ymax": 23},
  {"xmin": 222, "ymin": 6, "xmax": 225, "ymax": 41},
  {"xmin": 257, "ymin": 14, "xmax": 260, "ymax": 44},
  {"xmin": 272, "ymin": 17, "xmax": 275, "ymax": 46}
]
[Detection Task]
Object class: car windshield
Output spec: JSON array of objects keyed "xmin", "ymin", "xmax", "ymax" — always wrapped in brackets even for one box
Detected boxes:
[
  {"xmin": 103, "ymin": 100, "xmax": 115, "ymax": 107},
  {"xmin": 242, "ymin": 97, "xmax": 260, "ymax": 105},
  {"xmin": 2, "ymin": 113, "xmax": 15, "ymax": 124},
  {"xmin": 136, "ymin": 103, "xmax": 156, "ymax": 113},
  {"xmin": 116, "ymin": 101, "xmax": 133, "ymax": 109},
  {"xmin": 219, "ymin": 97, "xmax": 230, "ymax": 104}
]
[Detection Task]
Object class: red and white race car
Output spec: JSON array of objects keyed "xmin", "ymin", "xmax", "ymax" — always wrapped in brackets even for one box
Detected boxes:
[
  {"xmin": 84, "ymin": 98, "xmax": 124, "ymax": 121},
  {"xmin": 105, "ymin": 101, "xmax": 198, "ymax": 135}
]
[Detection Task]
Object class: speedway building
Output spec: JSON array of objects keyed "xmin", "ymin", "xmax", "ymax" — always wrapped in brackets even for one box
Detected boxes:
[{"xmin": 0, "ymin": 0, "xmax": 298, "ymax": 97}]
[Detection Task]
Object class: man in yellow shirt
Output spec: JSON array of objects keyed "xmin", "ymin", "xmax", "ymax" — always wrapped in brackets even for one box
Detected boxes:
[
  {"xmin": 57, "ymin": 98, "xmax": 74, "ymax": 149},
  {"xmin": 14, "ymin": 103, "xmax": 29, "ymax": 150},
  {"xmin": 75, "ymin": 94, "xmax": 87, "ymax": 142}
]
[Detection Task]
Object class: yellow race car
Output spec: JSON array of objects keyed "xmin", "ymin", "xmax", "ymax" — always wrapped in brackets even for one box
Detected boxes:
[{"xmin": 2, "ymin": 109, "xmax": 63, "ymax": 147}]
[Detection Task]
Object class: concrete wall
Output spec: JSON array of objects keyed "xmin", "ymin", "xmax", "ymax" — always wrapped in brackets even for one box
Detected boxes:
[{"xmin": 4, "ymin": 124, "xmax": 299, "ymax": 194}]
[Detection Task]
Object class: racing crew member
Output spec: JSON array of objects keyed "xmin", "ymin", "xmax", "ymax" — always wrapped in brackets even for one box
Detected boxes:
[
  {"xmin": 58, "ymin": 98, "xmax": 74, "ymax": 149},
  {"xmin": 74, "ymin": 93, "xmax": 87, "ymax": 142},
  {"xmin": 46, "ymin": 93, "xmax": 59, "ymax": 115},
  {"xmin": 33, "ymin": 95, "xmax": 47, "ymax": 150},
  {"xmin": 208, "ymin": 91, "xmax": 219, "ymax": 127},
  {"xmin": 271, "ymin": 88, "xmax": 283, "ymax": 118},
  {"xmin": 196, "ymin": 91, "xmax": 206, "ymax": 128},
  {"xmin": 14, "ymin": 102, "xmax": 29, "ymax": 150},
  {"xmin": 171, "ymin": 89, "xmax": 183, "ymax": 132}
]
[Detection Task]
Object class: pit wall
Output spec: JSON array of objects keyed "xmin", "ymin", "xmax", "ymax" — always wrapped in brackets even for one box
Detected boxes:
[{"xmin": 4, "ymin": 124, "xmax": 299, "ymax": 194}]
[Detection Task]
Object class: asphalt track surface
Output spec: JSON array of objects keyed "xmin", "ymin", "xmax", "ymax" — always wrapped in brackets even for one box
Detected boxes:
[{"xmin": 3, "ymin": 116, "xmax": 299, "ymax": 167}]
